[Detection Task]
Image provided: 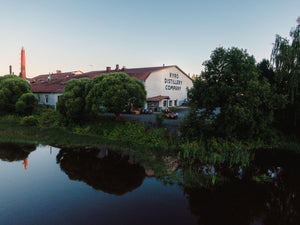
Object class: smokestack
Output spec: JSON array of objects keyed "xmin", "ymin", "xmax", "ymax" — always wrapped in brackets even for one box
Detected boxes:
[
  {"xmin": 116, "ymin": 64, "xmax": 119, "ymax": 71},
  {"xmin": 21, "ymin": 47, "xmax": 26, "ymax": 80},
  {"xmin": 106, "ymin": 66, "xmax": 111, "ymax": 72},
  {"xmin": 9, "ymin": 65, "xmax": 12, "ymax": 75}
]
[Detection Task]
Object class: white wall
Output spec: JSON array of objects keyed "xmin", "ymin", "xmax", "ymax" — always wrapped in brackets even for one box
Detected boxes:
[
  {"xmin": 145, "ymin": 67, "xmax": 193, "ymax": 107},
  {"xmin": 35, "ymin": 93, "xmax": 61, "ymax": 109}
]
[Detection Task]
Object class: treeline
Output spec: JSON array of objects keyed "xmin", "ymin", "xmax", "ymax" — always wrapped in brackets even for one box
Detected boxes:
[{"xmin": 182, "ymin": 24, "xmax": 300, "ymax": 142}]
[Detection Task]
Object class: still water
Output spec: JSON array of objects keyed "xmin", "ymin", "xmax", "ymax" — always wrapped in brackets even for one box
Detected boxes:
[{"xmin": 0, "ymin": 143, "xmax": 299, "ymax": 225}]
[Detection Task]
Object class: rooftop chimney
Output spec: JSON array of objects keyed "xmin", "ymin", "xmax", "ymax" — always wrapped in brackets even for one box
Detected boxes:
[
  {"xmin": 106, "ymin": 66, "xmax": 111, "ymax": 72},
  {"xmin": 56, "ymin": 70, "xmax": 62, "ymax": 74},
  {"xmin": 122, "ymin": 66, "xmax": 126, "ymax": 71},
  {"xmin": 116, "ymin": 64, "xmax": 120, "ymax": 71},
  {"xmin": 9, "ymin": 65, "xmax": 12, "ymax": 75},
  {"xmin": 20, "ymin": 47, "xmax": 26, "ymax": 80}
]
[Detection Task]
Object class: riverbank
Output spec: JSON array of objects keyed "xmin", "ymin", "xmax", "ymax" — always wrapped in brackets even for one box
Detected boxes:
[
  {"xmin": 1, "ymin": 113, "xmax": 299, "ymax": 176},
  {"xmin": 0, "ymin": 114, "xmax": 179, "ymax": 175}
]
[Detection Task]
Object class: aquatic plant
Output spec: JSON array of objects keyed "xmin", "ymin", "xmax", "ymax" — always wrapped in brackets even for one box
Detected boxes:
[{"xmin": 178, "ymin": 138, "xmax": 254, "ymax": 168}]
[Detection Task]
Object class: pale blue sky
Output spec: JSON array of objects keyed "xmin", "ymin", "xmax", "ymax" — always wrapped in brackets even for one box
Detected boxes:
[{"xmin": 0, "ymin": 0, "xmax": 299, "ymax": 77}]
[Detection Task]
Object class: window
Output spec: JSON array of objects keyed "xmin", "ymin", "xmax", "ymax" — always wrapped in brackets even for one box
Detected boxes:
[
  {"xmin": 169, "ymin": 100, "xmax": 172, "ymax": 107},
  {"xmin": 174, "ymin": 100, "xmax": 177, "ymax": 106},
  {"xmin": 45, "ymin": 95, "xmax": 48, "ymax": 103},
  {"xmin": 163, "ymin": 100, "xmax": 167, "ymax": 107}
]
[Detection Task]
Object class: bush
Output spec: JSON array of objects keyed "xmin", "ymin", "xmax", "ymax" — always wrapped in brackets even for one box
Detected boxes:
[
  {"xmin": 20, "ymin": 115, "xmax": 39, "ymax": 126},
  {"xmin": 155, "ymin": 112, "xmax": 164, "ymax": 127},
  {"xmin": 34, "ymin": 106, "xmax": 60, "ymax": 127},
  {"xmin": 16, "ymin": 93, "xmax": 38, "ymax": 116}
]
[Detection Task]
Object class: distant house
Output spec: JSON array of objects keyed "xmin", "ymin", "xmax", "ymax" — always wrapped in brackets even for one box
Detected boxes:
[{"xmin": 30, "ymin": 65, "xmax": 193, "ymax": 111}]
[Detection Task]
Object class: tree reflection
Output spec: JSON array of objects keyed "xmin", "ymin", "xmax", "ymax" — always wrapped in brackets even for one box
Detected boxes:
[
  {"xmin": 0, "ymin": 142, "xmax": 36, "ymax": 162},
  {"xmin": 183, "ymin": 149, "xmax": 300, "ymax": 225},
  {"xmin": 56, "ymin": 148, "xmax": 145, "ymax": 195}
]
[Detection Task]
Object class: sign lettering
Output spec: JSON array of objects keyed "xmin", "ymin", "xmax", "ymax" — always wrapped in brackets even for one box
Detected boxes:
[{"xmin": 164, "ymin": 73, "xmax": 182, "ymax": 91}]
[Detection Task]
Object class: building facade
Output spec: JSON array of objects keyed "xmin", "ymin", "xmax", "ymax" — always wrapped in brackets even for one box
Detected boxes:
[
  {"xmin": 30, "ymin": 65, "xmax": 193, "ymax": 111},
  {"xmin": 143, "ymin": 66, "xmax": 192, "ymax": 111}
]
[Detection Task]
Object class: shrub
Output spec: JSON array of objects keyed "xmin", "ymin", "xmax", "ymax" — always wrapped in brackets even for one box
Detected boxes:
[
  {"xmin": 20, "ymin": 115, "xmax": 39, "ymax": 126},
  {"xmin": 155, "ymin": 112, "xmax": 164, "ymax": 128},
  {"xmin": 16, "ymin": 93, "xmax": 38, "ymax": 116},
  {"xmin": 34, "ymin": 106, "xmax": 60, "ymax": 127}
]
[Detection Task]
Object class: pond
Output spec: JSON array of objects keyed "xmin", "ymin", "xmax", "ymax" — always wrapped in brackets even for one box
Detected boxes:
[{"xmin": 0, "ymin": 143, "xmax": 299, "ymax": 225}]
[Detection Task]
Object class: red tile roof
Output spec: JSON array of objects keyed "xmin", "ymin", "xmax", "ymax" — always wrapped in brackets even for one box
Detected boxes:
[
  {"xmin": 30, "ymin": 65, "xmax": 188, "ymax": 93},
  {"xmin": 146, "ymin": 95, "xmax": 170, "ymax": 101},
  {"xmin": 30, "ymin": 72, "xmax": 80, "ymax": 93}
]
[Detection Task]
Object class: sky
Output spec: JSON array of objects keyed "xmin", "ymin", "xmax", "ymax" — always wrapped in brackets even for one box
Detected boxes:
[{"xmin": 0, "ymin": 0, "xmax": 299, "ymax": 78}]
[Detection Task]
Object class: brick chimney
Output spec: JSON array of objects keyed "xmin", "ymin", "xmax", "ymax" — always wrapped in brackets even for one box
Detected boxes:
[
  {"xmin": 20, "ymin": 47, "xmax": 26, "ymax": 80},
  {"xmin": 115, "ymin": 64, "xmax": 120, "ymax": 71},
  {"xmin": 106, "ymin": 66, "xmax": 111, "ymax": 72}
]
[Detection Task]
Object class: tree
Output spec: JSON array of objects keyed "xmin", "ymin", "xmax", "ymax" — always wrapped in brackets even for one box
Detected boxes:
[
  {"xmin": 185, "ymin": 47, "xmax": 279, "ymax": 140},
  {"xmin": 85, "ymin": 74, "xmax": 109, "ymax": 115},
  {"xmin": 56, "ymin": 78, "xmax": 92, "ymax": 124},
  {"xmin": 271, "ymin": 24, "xmax": 300, "ymax": 128},
  {"xmin": 86, "ymin": 72, "xmax": 146, "ymax": 120},
  {"xmin": 0, "ymin": 75, "xmax": 32, "ymax": 114},
  {"xmin": 16, "ymin": 93, "xmax": 38, "ymax": 116},
  {"xmin": 257, "ymin": 59, "xmax": 275, "ymax": 85}
]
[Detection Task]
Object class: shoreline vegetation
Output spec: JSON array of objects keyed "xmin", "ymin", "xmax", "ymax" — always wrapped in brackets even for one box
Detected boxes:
[{"xmin": 1, "ymin": 108, "xmax": 299, "ymax": 177}]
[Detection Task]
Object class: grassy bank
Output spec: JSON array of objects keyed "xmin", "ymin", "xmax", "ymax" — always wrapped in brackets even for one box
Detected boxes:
[
  {"xmin": 1, "ymin": 112, "xmax": 300, "ymax": 175},
  {"xmin": 0, "ymin": 114, "xmax": 179, "ymax": 174}
]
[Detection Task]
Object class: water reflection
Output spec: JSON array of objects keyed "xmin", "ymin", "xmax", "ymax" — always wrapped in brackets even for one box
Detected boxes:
[
  {"xmin": 56, "ymin": 148, "xmax": 145, "ymax": 195},
  {"xmin": 181, "ymin": 149, "xmax": 300, "ymax": 225},
  {"xmin": 0, "ymin": 142, "xmax": 36, "ymax": 162}
]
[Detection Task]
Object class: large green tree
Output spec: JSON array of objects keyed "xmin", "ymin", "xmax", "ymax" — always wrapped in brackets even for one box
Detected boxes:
[
  {"xmin": 0, "ymin": 75, "xmax": 32, "ymax": 114},
  {"xmin": 185, "ymin": 47, "xmax": 281, "ymax": 140},
  {"xmin": 56, "ymin": 78, "xmax": 92, "ymax": 124},
  {"xmin": 86, "ymin": 72, "xmax": 146, "ymax": 120},
  {"xmin": 271, "ymin": 24, "xmax": 300, "ymax": 128},
  {"xmin": 257, "ymin": 59, "xmax": 275, "ymax": 85}
]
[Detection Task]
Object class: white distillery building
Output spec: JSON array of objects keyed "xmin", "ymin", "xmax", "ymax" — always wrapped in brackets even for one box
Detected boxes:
[{"xmin": 30, "ymin": 65, "xmax": 193, "ymax": 111}]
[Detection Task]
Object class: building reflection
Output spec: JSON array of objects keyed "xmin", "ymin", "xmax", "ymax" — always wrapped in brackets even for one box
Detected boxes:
[{"xmin": 56, "ymin": 148, "xmax": 145, "ymax": 195}]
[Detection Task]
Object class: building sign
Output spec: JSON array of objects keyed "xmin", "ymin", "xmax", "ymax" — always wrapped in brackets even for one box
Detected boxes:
[{"xmin": 165, "ymin": 73, "xmax": 182, "ymax": 91}]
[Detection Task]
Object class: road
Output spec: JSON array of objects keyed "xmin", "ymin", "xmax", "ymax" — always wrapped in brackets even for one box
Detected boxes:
[{"xmin": 98, "ymin": 107, "xmax": 190, "ymax": 132}]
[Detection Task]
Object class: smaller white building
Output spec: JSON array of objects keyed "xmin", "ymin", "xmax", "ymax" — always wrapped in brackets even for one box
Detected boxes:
[
  {"xmin": 35, "ymin": 93, "xmax": 61, "ymax": 109},
  {"xmin": 30, "ymin": 71, "xmax": 82, "ymax": 108}
]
